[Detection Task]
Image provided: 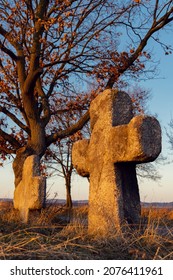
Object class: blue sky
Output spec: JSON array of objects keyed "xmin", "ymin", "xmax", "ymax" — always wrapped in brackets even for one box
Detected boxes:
[
  {"xmin": 139, "ymin": 32, "xmax": 173, "ymax": 202},
  {"xmin": 0, "ymin": 31, "xmax": 173, "ymax": 202}
]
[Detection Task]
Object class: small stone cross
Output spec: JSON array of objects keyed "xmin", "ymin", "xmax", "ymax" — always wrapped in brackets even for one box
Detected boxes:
[
  {"xmin": 72, "ymin": 89, "xmax": 161, "ymax": 236},
  {"xmin": 14, "ymin": 155, "xmax": 46, "ymax": 223}
]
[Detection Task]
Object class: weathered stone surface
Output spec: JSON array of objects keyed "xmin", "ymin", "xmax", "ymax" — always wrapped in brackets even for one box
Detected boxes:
[
  {"xmin": 72, "ymin": 89, "xmax": 161, "ymax": 236},
  {"xmin": 72, "ymin": 139, "xmax": 90, "ymax": 177},
  {"xmin": 14, "ymin": 155, "xmax": 46, "ymax": 223}
]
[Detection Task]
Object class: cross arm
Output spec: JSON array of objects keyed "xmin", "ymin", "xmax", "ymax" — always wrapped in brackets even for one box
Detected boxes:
[
  {"xmin": 127, "ymin": 115, "xmax": 161, "ymax": 163},
  {"xmin": 72, "ymin": 139, "xmax": 90, "ymax": 177},
  {"xmin": 111, "ymin": 115, "xmax": 161, "ymax": 163}
]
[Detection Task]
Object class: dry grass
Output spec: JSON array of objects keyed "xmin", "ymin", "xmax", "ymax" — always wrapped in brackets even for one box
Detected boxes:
[{"xmin": 0, "ymin": 203, "xmax": 173, "ymax": 260}]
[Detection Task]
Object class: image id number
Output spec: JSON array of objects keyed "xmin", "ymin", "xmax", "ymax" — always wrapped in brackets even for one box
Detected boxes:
[{"xmin": 103, "ymin": 266, "xmax": 163, "ymax": 276}]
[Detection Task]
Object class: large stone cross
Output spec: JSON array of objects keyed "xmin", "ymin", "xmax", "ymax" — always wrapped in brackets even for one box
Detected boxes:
[
  {"xmin": 14, "ymin": 155, "xmax": 46, "ymax": 223},
  {"xmin": 72, "ymin": 89, "xmax": 161, "ymax": 236}
]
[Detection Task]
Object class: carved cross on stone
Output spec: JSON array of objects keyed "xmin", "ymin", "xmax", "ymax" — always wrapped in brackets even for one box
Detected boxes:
[
  {"xmin": 72, "ymin": 89, "xmax": 161, "ymax": 236},
  {"xmin": 14, "ymin": 155, "xmax": 46, "ymax": 223}
]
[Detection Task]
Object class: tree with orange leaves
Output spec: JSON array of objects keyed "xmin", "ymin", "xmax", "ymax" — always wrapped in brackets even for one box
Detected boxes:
[{"xmin": 0, "ymin": 0, "xmax": 173, "ymax": 194}]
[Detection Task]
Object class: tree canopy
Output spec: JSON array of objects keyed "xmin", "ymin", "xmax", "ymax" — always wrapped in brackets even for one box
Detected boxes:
[{"xmin": 0, "ymin": 0, "xmax": 173, "ymax": 184}]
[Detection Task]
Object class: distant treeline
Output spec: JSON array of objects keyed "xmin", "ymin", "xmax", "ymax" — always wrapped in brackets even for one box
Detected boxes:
[{"xmin": 141, "ymin": 202, "xmax": 173, "ymax": 208}]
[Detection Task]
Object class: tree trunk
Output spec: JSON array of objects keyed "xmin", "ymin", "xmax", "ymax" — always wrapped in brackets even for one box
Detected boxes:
[{"xmin": 65, "ymin": 174, "xmax": 73, "ymax": 209}]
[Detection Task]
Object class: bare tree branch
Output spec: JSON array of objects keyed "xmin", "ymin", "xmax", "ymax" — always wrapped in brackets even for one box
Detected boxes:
[
  {"xmin": 46, "ymin": 110, "xmax": 89, "ymax": 146},
  {"xmin": 0, "ymin": 106, "xmax": 30, "ymax": 134},
  {"xmin": 0, "ymin": 128, "xmax": 21, "ymax": 149}
]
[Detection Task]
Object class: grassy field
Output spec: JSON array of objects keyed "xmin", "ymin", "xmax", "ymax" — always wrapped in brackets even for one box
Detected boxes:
[{"xmin": 0, "ymin": 202, "xmax": 173, "ymax": 260}]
